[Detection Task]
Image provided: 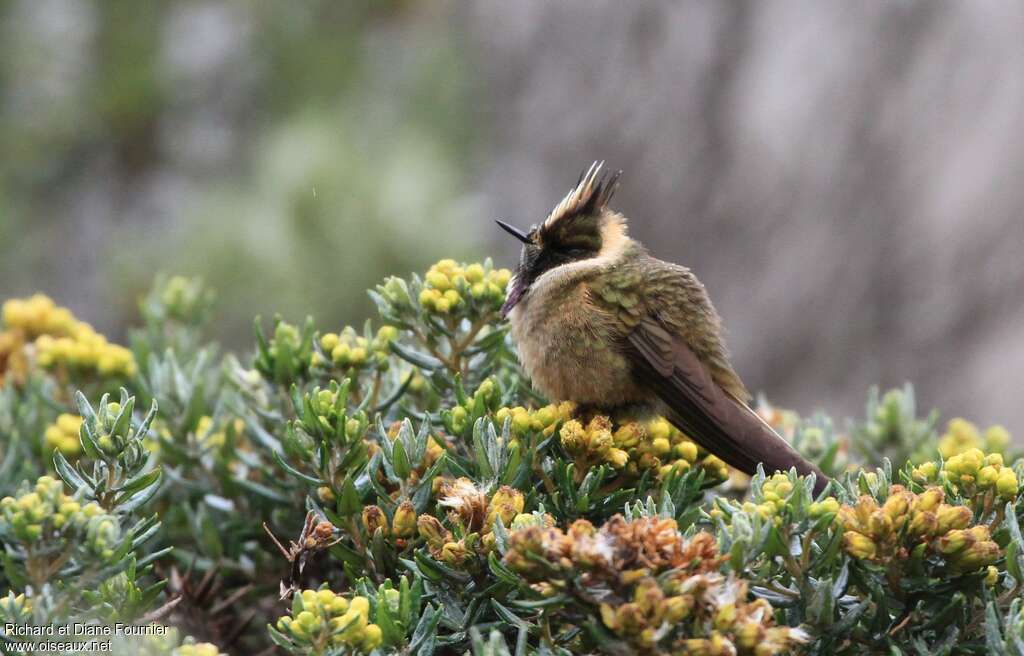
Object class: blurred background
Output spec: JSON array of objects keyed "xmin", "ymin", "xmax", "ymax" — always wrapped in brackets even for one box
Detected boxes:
[{"xmin": 2, "ymin": 0, "xmax": 1024, "ymax": 434}]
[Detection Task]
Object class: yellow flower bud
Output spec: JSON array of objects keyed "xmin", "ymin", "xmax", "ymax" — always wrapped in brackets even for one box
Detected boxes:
[
  {"xmin": 997, "ymin": 469, "xmax": 1018, "ymax": 498},
  {"xmin": 560, "ymin": 420, "xmax": 586, "ymax": 452},
  {"xmin": 913, "ymin": 487, "xmax": 944, "ymax": 513},
  {"xmin": 362, "ymin": 623, "xmax": 383, "ymax": 650},
  {"xmin": 490, "ymin": 269, "xmax": 512, "ymax": 288},
  {"xmin": 349, "ymin": 346, "xmax": 367, "ymax": 365},
  {"xmin": 465, "ymin": 264, "xmax": 485, "ymax": 283},
  {"xmin": 912, "ymin": 461, "xmax": 939, "ymax": 483},
  {"xmin": 320, "ymin": 332, "xmax": 339, "ymax": 352},
  {"xmin": 417, "ymin": 514, "xmax": 449, "ymax": 548},
  {"xmin": 908, "ymin": 510, "xmax": 938, "ymax": 538},
  {"xmin": 984, "ymin": 425, "xmax": 1010, "ymax": 451},
  {"xmin": 362, "ymin": 505, "xmax": 388, "ymax": 537},
  {"xmin": 425, "ymin": 271, "xmax": 451, "ymax": 290},
  {"xmin": 607, "ymin": 448, "xmax": 629, "ymax": 469},
  {"xmin": 937, "ymin": 529, "xmax": 970, "ymax": 555},
  {"xmin": 470, "ymin": 282, "xmax": 488, "ymax": 299},
  {"xmin": 977, "ymin": 465, "xmax": 999, "ymax": 489},
  {"xmin": 935, "ymin": 504, "xmax": 973, "ymax": 534},
  {"xmin": 440, "ymin": 540, "xmax": 468, "ymax": 565},
  {"xmin": 674, "ymin": 440, "xmax": 699, "ymax": 462},
  {"xmin": 443, "ymin": 289, "xmax": 461, "ymax": 307},
  {"xmin": 392, "ymin": 501, "xmax": 417, "ymax": 538},
  {"xmin": 843, "ymin": 531, "xmax": 876, "ymax": 559},
  {"xmin": 882, "ymin": 491, "xmax": 910, "ymax": 521},
  {"xmin": 952, "ymin": 540, "xmax": 1001, "ymax": 571}
]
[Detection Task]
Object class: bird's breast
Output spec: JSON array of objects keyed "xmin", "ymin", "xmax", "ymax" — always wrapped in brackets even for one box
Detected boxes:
[{"xmin": 508, "ymin": 281, "xmax": 645, "ymax": 407}]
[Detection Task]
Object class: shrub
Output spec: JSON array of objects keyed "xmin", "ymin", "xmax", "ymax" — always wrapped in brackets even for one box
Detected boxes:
[{"xmin": 0, "ymin": 267, "xmax": 1021, "ymax": 655}]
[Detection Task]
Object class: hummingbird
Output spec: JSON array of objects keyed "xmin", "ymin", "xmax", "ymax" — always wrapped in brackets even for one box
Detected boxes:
[{"xmin": 497, "ymin": 162, "xmax": 829, "ymax": 495}]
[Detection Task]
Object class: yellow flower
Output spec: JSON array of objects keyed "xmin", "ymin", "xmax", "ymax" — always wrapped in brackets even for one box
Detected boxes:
[
  {"xmin": 843, "ymin": 531, "xmax": 876, "ymax": 559},
  {"xmin": 44, "ymin": 413, "xmax": 83, "ymax": 456},
  {"xmin": 997, "ymin": 469, "xmax": 1019, "ymax": 498},
  {"xmin": 392, "ymin": 501, "xmax": 417, "ymax": 539}
]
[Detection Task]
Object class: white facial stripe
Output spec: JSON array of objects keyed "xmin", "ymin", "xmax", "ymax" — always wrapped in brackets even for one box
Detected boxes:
[{"xmin": 528, "ymin": 215, "xmax": 628, "ymax": 296}]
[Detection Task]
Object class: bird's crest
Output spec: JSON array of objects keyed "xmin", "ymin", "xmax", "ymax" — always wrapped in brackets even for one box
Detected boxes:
[{"xmin": 541, "ymin": 161, "xmax": 621, "ymax": 235}]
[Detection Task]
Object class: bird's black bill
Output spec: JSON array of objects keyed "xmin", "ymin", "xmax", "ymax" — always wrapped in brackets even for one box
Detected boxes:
[{"xmin": 495, "ymin": 219, "xmax": 531, "ymax": 244}]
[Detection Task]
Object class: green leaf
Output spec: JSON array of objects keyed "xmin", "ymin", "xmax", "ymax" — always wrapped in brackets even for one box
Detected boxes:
[
  {"xmin": 490, "ymin": 599, "xmax": 529, "ymax": 629},
  {"xmin": 487, "ymin": 551, "xmax": 519, "ymax": 587},
  {"xmin": 339, "ymin": 477, "xmax": 362, "ymax": 516},
  {"xmin": 113, "ymin": 467, "xmax": 162, "ymax": 503},
  {"xmin": 510, "ymin": 594, "xmax": 569, "ymax": 609},
  {"xmin": 375, "ymin": 590, "xmax": 403, "ymax": 645},
  {"xmin": 272, "ymin": 449, "xmax": 323, "ymax": 486},
  {"xmin": 984, "ymin": 601, "xmax": 1005, "ymax": 655},
  {"xmin": 392, "ymin": 438, "xmax": 412, "ymax": 480},
  {"xmin": 111, "ymin": 393, "xmax": 135, "ymax": 439},
  {"xmin": 410, "ymin": 604, "xmax": 442, "ymax": 653},
  {"xmin": 472, "ymin": 419, "xmax": 495, "ymax": 480},
  {"xmin": 53, "ymin": 451, "xmax": 87, "ymax": 492},
  {"xmin": 231, "ymin": 476, "xmax": 291, "ymax": 503},
  {"xmin": 266, "ymin": 625, "xmax": 294, "ymax": 649},
  {"xmin": 390, "ymin": 341, "xmax": 443, "ymax": 370}
]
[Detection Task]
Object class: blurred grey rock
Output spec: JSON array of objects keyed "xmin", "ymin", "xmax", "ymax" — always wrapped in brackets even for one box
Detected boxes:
[{"xmin": 469, "ymin": 0, "xmax": 1024, "ymax": 434}]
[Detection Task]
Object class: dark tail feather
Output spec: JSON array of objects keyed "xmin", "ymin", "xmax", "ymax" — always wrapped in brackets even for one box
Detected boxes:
[
  {"xmin": 663, "ymin": 403, "xmax": 831, "ymax": 496},
  {"xmin": 627, "ymin": 321, "xmax": 831, "ymax": 496}
]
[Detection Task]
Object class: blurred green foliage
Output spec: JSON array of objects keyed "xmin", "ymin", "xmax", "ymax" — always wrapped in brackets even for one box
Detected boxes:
[{"xmin": 0, "ymin": 0, "xmax": 482, "ymax": 346}]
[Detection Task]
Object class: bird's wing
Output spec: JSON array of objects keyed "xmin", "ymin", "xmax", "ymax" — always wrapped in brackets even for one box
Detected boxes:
[{"xmin": 626, "ymin": 316, "xmax": 829, "ymax": 493}]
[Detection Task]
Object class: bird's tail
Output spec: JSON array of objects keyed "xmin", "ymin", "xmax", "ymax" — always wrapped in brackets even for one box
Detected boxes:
[{"xmin": 662, "ymin": 400, "xmax": 831, "ymax": 496}]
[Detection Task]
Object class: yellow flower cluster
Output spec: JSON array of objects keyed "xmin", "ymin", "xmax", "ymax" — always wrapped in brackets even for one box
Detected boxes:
[
  {"xmin": 504, "ymin": 516, "xmax": 805, "ymax": 655},
  {"xmin": 2, "ymin": 294, "xmax": 77, "ymax": 338},
  {"xmin": 0, "ymin": 295, "xmax": 136, "ymax": 381},
  {"xmin": 808, "ymin": 496, "xmax": 841, "ymax": 519},
  {"xmin": 935, "ymin": 449, "xmax": 1018, "ymax": 500},
  {"xmin": 416, "ymin": 480, "xmax": 526, "ymax": 564},
  {"xmin": 505, "ymin": 515, "xmax": 721, "ymax": 584},
  {"xmin": 361, "ymin": 502, "xmax": 419, "ymax": 545},
  {"xmin": 938, "ymin": 418, "xmax": 1011, "ymax": 458},
  {"xmin": 317, "ymin": 325, "xmax": 397, "ymax": 371},
  {"xmin": 446, "ymin": 378, "xmax": 506, "ymax": 434},
  {"xmin": 193, "ymin": 416, "xmax": 245, "ymax": 451},
  {"xmin": 171, "ymin": 641, "xmax": 226, "ymax": 656},
  {"xmin": 559, "ymin": 415, "xmax": 726, "ymax": 481},
  {"xmin": 671, "ymin": 576, "xmax": 806, "ymax": 656},
  {"xmin": 44, "ymin": 413, "xmax": 83, "ymax": 456},
  {"xmin": 418, "ymin": 260, "xmax": 511, "ymax": 314},
  {"xmin": 599, "ymin": 577, "xmax": 696, "ymax": 649},
  {"xmin": 734, "ymin": 473, "xmax": 821, "ymax": 523},
  {"xmin": 275, "ymin": 588, "xmax": 382, "ymax": 653},
  {"xmin": 0, "ymin": 328, "xmax": 29, "ymax": 387},
  {"xmin": 495, "ymin": 401, "xmax": 574, "ymax": 441},
  {"xmin": 35, "ymin": 325, "xmax": 136, "ymax": 378},
  {"xmin": 509, "ymin": 511, "xmax": 557, "ymax": 531},
  {"xmin": 645, "ymin": 417, "xmax": 727, "ymax": 480},
  {"xmin": 838, "ymin": 485, "xmax": 1000, "ymax": 572},
  {"xmin": 911, "ymin": 449, "xmax": 1020, "ymax": 503},
  {"xmin": 560, "ymin": 415, "xmax": 630, "ymax": 469},
  {"xmin": 0, "ymin": 476, "xmax": 119, "ymax": 560}
]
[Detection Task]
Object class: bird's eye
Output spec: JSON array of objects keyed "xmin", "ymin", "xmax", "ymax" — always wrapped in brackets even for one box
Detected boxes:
[{"xmin": 563, "ymin": 247, "xmax": 590, "ymax": 259}]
